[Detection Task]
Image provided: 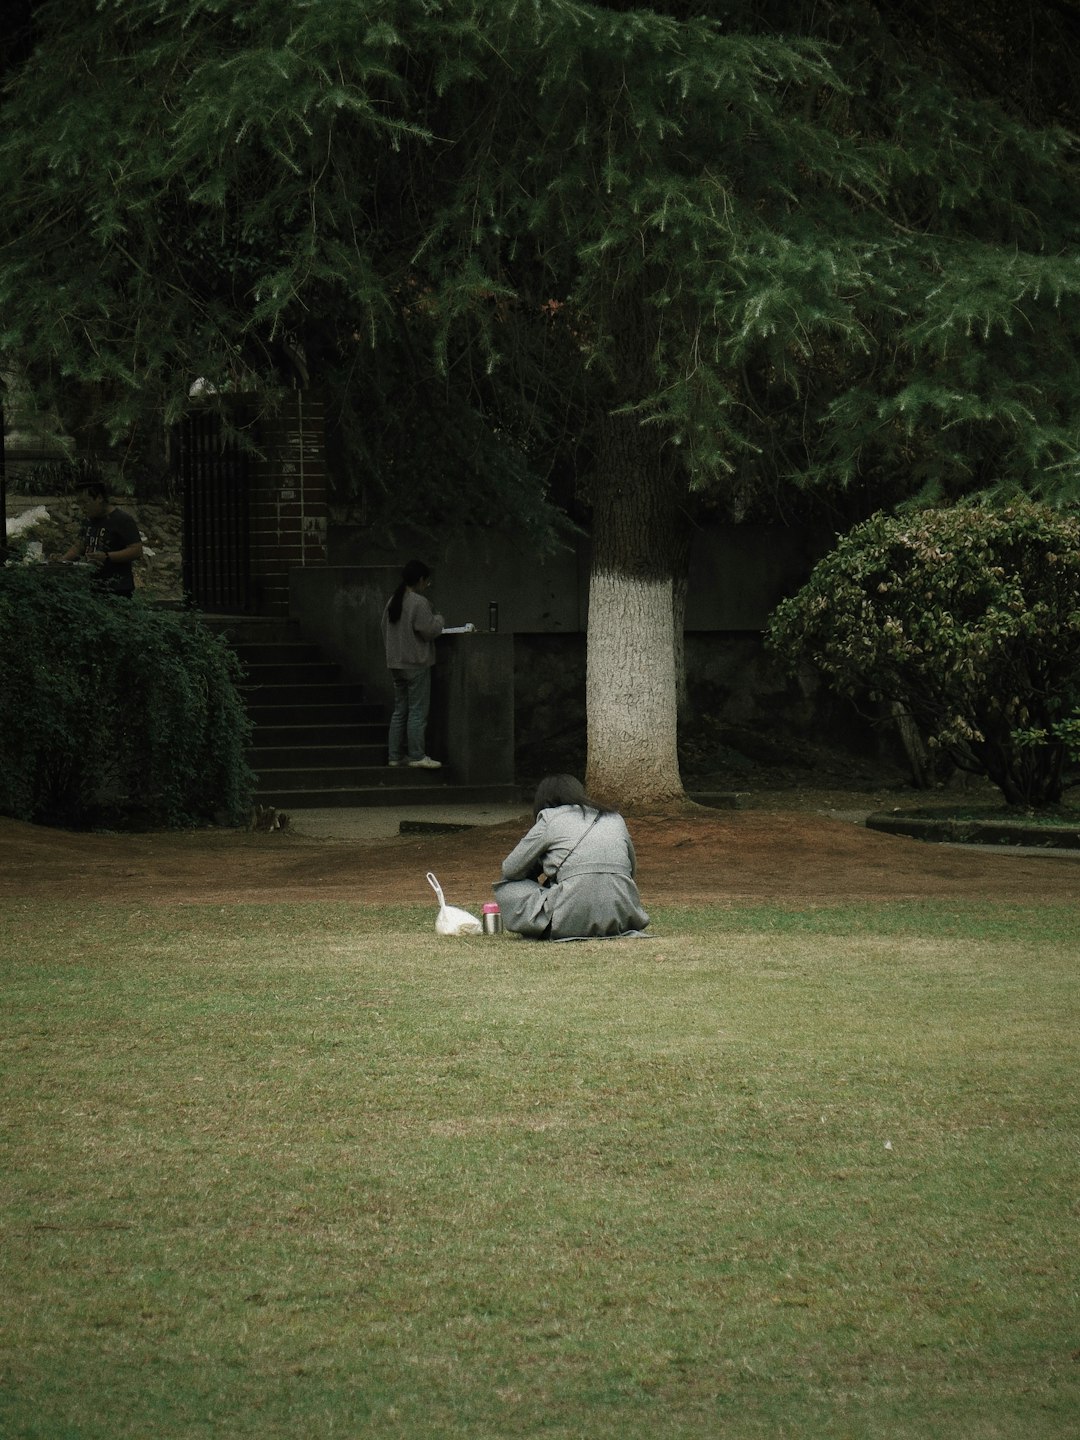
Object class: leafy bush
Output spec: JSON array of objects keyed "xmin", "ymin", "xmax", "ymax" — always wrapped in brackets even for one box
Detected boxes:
[
  {"xmin": 0, "ymin": 567, "xmax": 253, "ymax": 826},
  {"xmin": 766, "ymin": 502, "xmax": 1080, "ymax": 807}
]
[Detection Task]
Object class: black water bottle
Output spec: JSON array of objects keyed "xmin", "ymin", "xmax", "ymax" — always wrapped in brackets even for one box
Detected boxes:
[{"xmin": 488, "ymin": 601, "xmax": 499, "ymax": 632}]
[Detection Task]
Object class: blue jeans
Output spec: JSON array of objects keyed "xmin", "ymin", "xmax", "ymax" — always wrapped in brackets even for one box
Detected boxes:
[{"xmin": 388, "ymin": 665, "xmax": 431, "ymax": 762}]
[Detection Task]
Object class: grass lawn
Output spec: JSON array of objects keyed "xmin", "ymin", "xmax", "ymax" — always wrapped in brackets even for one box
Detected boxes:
[{"xmin": 1, "ymin": 899, "xmax": 1077, "ymax": 1438}]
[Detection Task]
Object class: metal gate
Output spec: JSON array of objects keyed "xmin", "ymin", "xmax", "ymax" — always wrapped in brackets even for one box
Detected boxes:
[{"xmin": 176, "ymin": 409, "xmax": 253, "ymax": 613}]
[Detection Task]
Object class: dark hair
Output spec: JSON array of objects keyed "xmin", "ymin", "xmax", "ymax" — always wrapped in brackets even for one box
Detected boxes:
[
  {"xmin": 387, "ymin": 559, "xmax": 431, "ymax": 623},
  {"xmin": 533, "ymin": 773, "xmax": 614, "ymax": 819},
  {"xmin": 78, "ymin": 481, "xmax": 109, "ymax": 502}
]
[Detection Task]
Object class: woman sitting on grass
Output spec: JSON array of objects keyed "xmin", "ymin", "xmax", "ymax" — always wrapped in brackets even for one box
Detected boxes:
[{"xmin": 494, "ymin": 774, "xmax": 650, "ymax": 940}]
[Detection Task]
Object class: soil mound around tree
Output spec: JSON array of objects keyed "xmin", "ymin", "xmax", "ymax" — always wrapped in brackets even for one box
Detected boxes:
[{"xmin": 2, "ymin": 803, "xmax": 1077, "ymax": 909}]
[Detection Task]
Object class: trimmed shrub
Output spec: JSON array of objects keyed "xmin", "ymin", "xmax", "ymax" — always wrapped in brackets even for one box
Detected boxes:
[
  {"xmin": 0, "ymin": 566, "xmax": 253, "ymax": 826},
  {"xmin": 766, "ymin": 502, "xmax": 1080, "ymax": 807}
]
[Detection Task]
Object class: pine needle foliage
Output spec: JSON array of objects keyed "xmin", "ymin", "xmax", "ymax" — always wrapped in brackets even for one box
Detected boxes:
[{"xmin": 2, "ymin": 0, "xmax": 1079, "ymax": 524}]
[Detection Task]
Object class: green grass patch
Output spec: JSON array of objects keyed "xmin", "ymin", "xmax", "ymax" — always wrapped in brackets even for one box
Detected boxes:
[{"xmin": 2, "ymin": 900, "xmax": 1077, "ymax": 1438}]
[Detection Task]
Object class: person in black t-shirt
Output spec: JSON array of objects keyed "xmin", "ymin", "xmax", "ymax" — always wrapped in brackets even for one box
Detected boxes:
[{"xmin": 54, "ymin": 482, "xmax": 143, "ymax": 595}]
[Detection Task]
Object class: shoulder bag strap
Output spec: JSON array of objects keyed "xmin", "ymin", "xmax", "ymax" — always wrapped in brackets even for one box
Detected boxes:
[{"xmin": 553, "ymin": 811, "xmax": 602, "ymax": 880}]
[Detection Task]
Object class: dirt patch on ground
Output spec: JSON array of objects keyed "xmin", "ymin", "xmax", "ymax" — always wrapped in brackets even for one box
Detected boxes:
[{"xmin": 3, "ymin": 792, "xmax": 1078, "ymax": 910}]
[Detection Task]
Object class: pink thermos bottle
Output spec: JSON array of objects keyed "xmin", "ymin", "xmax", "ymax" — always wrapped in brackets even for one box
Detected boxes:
[{"xmin": 482, "ymin": 903, "xmax": 503, "ymax": 935}]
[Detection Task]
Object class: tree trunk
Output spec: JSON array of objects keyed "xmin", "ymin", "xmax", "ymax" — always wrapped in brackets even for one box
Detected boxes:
[
  {"xmin": 890, "ymin": 701, "xmax": 931, "ymax": 788},
  {"xmin": 585, "ymin": 406, "xmax": 688, "ymax": 808},
  {"xmin": 977, "ymin": 734, "xmax": 1066, "ymax": 807}
]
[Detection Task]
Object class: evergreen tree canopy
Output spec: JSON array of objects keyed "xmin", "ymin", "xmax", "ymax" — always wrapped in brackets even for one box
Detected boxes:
[
  {"xmin": 3, "ymin": 0, "xmax": 1080, "ymax": 803},
  {"xmin": 2, "ymin": 0, "xmax": 1079, "ymax": 519}
]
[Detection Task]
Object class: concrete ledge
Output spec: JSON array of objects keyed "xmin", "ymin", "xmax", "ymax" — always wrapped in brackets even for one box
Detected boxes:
[
  {"xmin": 284, "ymin": 801, "xmax": 527, "ymax": 841},
  {"xmin": 687, "ymin": 791, "xmax": 749, "ymax": 810},
  {"xmin": 866, "ymin": 812, "xmax": 1080, "ymax": 850}
]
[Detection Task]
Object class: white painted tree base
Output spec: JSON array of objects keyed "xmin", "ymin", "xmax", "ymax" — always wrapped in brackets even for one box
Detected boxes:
[{"xmin": 585, "ymin": 570, "xmax": 685, "ymax": 806}]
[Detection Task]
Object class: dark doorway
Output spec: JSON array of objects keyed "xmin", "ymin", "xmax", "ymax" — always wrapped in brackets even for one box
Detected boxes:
[{"xmin": 177, "ymin": 409, "xmax": 253, "ymax": 613}]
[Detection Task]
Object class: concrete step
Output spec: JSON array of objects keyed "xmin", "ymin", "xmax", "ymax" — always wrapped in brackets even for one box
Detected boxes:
[
  {"xmin": 252, "ymin": 722, "xmax": 385, "ymax": 747},
  {"xmin": 251, "ymin": 744, "xmax": 385, "ymax": 768},
  {"xmin": 240, "ymin": 681, "xmax": 367, "ymax": 707},
  {"xmin": 246, "ymin": 702, "xmax": 383, "ymax": 727},
  {"xmin": 229, "ymin": 641, "xmax": 325, "ymax": 665},
  {"xmin": 255, "ymin": 764, "xmax": 447, "ymax": 788},
  {"xmin": 255, "ymin": 781, "xmax": 521, "ymax": 808},
  {"xmin": 201, "ymin": 616, "xmax": 306, "ymax": 645},
  {"xmin": 240, "ymin": 661, "xmax": 343, "ymax": 686}
]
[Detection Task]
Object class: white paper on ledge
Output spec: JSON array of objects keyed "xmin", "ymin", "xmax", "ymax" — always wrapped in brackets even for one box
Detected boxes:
[{"xmin": 441, "ymin": 623, "xmax": 476, "ymax": 633}]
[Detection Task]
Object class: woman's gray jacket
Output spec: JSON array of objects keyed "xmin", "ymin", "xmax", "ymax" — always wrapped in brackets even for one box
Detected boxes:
[
  {"xmin": 381, "ymin": 589, "xmax": 444, "ymax": 670},
  {"xmin": 495, "ymin": 805, "xmax": 649, "ymax": 939}
]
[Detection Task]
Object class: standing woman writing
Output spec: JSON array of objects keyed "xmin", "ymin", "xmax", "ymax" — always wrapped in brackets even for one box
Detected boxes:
[{"xmin": 381, "ymin": 560, "xmax": 444, "ymax": 769}]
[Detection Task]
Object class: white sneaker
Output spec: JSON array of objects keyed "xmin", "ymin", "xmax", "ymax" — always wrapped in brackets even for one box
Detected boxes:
[{"xmin": 408, "ymin": 755, "xmax": 442, "ymax": 769}]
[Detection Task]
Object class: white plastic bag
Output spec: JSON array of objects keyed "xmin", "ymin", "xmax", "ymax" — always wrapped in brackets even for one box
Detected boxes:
[{"xmin": 426, "ymin": 872, "xmax": 482, "ymax": 936}]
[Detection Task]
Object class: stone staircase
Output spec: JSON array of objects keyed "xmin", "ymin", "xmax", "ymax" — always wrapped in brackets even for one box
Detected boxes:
[{"xmin": 212, "ymin": 618, "xmax": 519, "ymax": 809}]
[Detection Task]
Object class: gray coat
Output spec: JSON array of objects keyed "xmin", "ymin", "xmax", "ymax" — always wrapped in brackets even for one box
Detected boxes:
[
  {"xmin": 495, "ymin": 805, "xmax": 650, "ymax": 939},
  {"xmin": 381, "ymin": 589, "xmax": 444, "ymax": 669}
]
